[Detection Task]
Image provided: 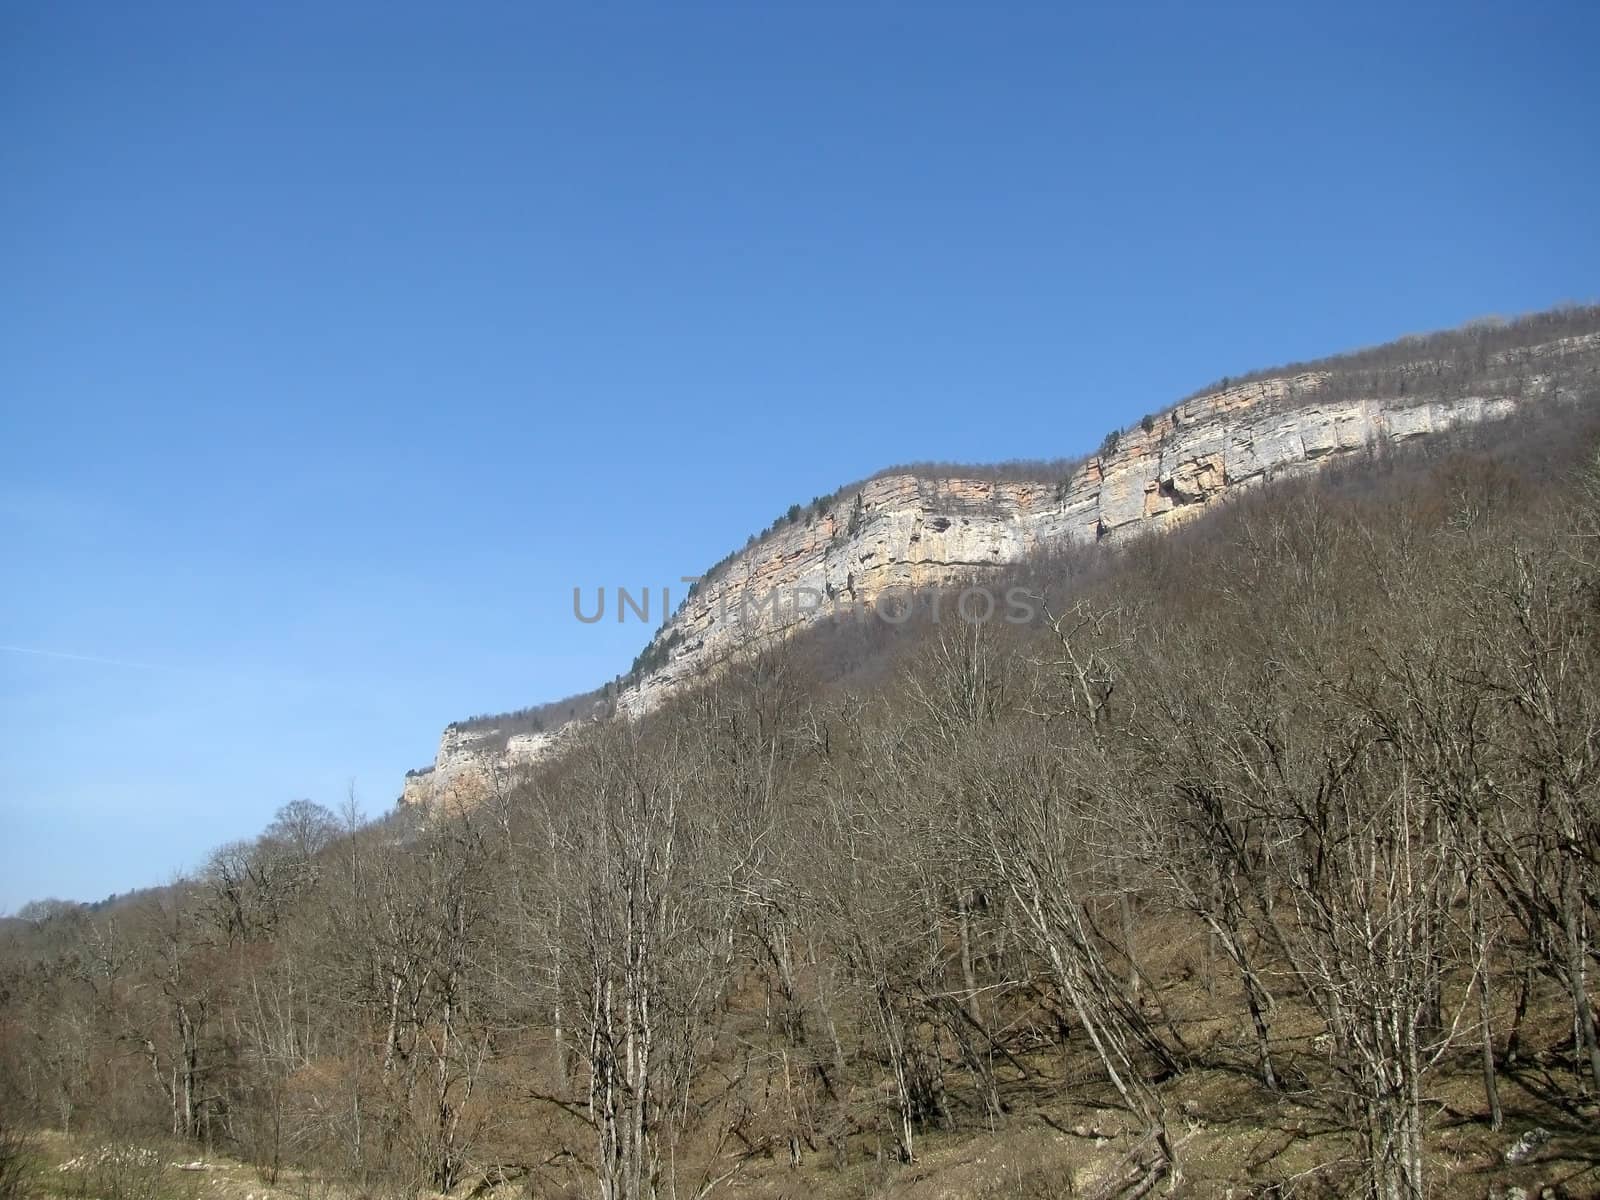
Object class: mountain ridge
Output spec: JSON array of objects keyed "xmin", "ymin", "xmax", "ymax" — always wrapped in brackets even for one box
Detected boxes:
[{"xmin": 401, "ymin": 309, "xmax": 1600, "ymax": 810}]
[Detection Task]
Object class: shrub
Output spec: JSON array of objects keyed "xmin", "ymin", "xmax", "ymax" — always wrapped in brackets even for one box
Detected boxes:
[
  {"xmin": 846, "ymin": 492, "xmax": 866, "ymax": 537},
  {"xmin": 54, "ymin": 1143, "xmax": 197, "ymax": 1200},
  {"xmin": 0, "ymin": 1122, "xmax": 37, "ymax": 1200}
]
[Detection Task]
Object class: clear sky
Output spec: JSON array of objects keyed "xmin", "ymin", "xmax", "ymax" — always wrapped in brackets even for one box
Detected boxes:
[{"xmin": 2, "ymin": 1, "xmax": 1596, "ymax": 910}]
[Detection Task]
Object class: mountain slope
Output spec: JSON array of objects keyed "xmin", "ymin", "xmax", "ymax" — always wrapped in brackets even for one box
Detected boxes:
[{"xmin": 402, "ymin": 308, "xmax": 1600, "ymax": 809}]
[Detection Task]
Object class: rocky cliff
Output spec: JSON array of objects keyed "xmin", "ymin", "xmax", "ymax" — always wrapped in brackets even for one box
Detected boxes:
[{"xmin": 401, "ymin": 322, "xmax": 1600, "ymax": 809}]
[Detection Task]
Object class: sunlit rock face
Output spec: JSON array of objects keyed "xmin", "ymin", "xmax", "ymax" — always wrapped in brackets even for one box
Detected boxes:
[
  {"xmin": 400, "ymin": 329, "xmax": 1600, "ymax": 809},
  {"xmin": 401, "ymin": 723, "xmax": 569, "ymax": 814}
]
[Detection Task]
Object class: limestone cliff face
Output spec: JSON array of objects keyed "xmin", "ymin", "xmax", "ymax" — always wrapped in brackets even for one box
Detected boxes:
[
  {"xmin": 400, "ymin": 328, "xmax": 1600, "ymax": 809},
  {"xmin": 403, "ymin": 722, "xmax": 572, "ymax": 813}
]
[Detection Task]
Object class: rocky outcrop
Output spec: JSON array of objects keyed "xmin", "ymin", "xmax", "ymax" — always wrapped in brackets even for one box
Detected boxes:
[
  {"xmin": 400, "ymin": 327, "xmax": 1600, "ymax": 809},
  {"xmin": 403, "ymin": 722, "xmax": 571, "ymax": 813}
]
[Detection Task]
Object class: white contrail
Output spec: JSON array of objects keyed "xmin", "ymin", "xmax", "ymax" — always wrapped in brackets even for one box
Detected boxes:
[{"xmin": 0, "ymin": 644, "xmax": 168, "ymax": 671}]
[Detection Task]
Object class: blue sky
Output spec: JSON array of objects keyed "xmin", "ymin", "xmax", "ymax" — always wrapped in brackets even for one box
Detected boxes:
[{"xmin": 2, "ymin": 1, "xmax": 1596, "ymax": 910}]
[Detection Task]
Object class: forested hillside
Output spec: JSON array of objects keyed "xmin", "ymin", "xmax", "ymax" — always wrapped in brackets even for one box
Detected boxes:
[
  {"xmin": 4, "ymin": 390, "xmax": 1600, "ymax": 1199},
  {"xmin": 404, "ymin": 308, "xmax": 1600, "ymax": 813}
]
